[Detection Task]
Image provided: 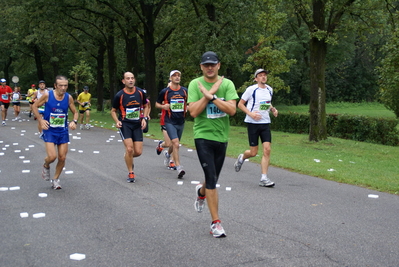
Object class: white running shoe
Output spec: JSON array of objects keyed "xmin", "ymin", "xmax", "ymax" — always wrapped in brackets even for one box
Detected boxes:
[
  {"xmin": 177, "ymin": 166, "xmax": 185, "ymax": 179},
  {"xmin": 259, "ymin": 178, "xmax": 275, "ymax": 187},
  {"xmin": 85, "ymin": 124, "xmax": 90, "ymax": 129},
  {"xmin": 194, "ymin": 184, "xmax": 206, "ymax": 213},
  {"xmin": 52, "ymin": 179, "xmax": 62, "ymax": 190},
  {"xmin": 163, "ymin": 151, "xmax": 170, "ymax": 166},
  {"xmin": 42, "ymin": 165, "xmax": 50, "ymax": 181},
  {"xmin": 210, "ymin": 220, "xmax": 226, "ymax": 238},
  {"xmin": 234, "ymin": 154, "xmax": 244, "ymax": 172},
  {"xmin": 80, "ymin": 124, "xmax": 84, "ymax": 130}
]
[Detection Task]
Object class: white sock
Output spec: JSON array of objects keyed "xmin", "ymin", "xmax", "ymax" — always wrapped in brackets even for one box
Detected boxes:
[{"xmin": 261, "ymin": 174, "xmax": 267, "ymax": 181}]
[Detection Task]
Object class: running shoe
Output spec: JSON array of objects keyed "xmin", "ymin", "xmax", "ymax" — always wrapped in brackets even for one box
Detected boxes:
[
  {"xmin": 80, "ymin": 124, "xmax": 84, "ymax": 130},
  {"xmin": 42, "ymin": 165, "xmax": 50, "ymax": 181},
  {"xmin": 210, "ymin": 220, "xmax": 226, "ymax": 238},
  {"xmin": 194, "ymin": 184, "xmax": 206, "ymax": 213},
  {"xmin": 127, "ymin": 172, "xmax": 135, "ymax": 183},
  {"xmin": 85, "ymin": 124, "xmax": 90, "ymax": 130},
  {"xmin": 2, "ymin": 121, "xmax": 6, "ymax": 126},
  {"xmin": 156, "ymin": 140, "xmax": 163, "ymax": 155},
  {"xmin": 234, "ymin": 154, "xmax": 244, "ymax": 172},
  {"xmin": 168, "ymin": 161, "xmax": 176, "ymax": 170},
  {"xmin": 163, "ymin": 151, "xmax": 170, "ymax": 166},
  {"xmin": 52, "ymin": 179, "xmax": 62, "ymax": 190},
  {"xmin": 177, "ymin": 166, "xmax": 185, "ymax": 179},
  {"xmin": 259, "ymin": 178, "xmax": 275, "ymax": 187}
]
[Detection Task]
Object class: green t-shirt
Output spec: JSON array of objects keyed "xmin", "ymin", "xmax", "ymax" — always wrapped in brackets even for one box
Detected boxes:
[{"xmin": 188, "ymin": 76, "xmax": 239, "ymax": 142}]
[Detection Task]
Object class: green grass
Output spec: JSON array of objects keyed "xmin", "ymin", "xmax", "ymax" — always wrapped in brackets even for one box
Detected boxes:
[
  {"xmin": 279, "ymin": 102, "xmax": 396, "ymax": 118},
  {"xmin": 86, "ymin": 105, "xmax": 399, "ymax": 195}
]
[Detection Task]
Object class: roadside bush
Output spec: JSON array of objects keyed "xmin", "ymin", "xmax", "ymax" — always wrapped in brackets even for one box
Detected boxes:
[{"xmin": 231, "ymin": 110, "xmax": 399, "ymax": 146}]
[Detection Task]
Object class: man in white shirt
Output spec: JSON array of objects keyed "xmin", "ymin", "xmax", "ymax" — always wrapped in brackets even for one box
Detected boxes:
[{"xmin": 234, "ymin": 69, "xmax": 279, "ymax": 187}]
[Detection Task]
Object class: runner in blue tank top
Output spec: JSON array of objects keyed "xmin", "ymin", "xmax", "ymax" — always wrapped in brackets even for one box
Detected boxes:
[{"xmin": 32, "ymin": 75, "xmax": 79, "ymax": 190}]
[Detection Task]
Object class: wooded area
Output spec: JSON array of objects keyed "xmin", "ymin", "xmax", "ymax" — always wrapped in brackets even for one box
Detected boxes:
[{"xmin": 1, "ymin": 0, "xmax": 398, "ymax": 141}]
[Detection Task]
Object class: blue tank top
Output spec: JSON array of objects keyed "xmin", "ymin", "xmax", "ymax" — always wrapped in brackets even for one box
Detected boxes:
[{"xmin": 43, "ymin": 90, "xmax": 70, "ymax": 133}]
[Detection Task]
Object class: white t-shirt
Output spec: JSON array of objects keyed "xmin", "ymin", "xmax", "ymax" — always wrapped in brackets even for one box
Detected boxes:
[{"xmin": 241, "ymin": 84, "xmax": 273, "ymax": 124}]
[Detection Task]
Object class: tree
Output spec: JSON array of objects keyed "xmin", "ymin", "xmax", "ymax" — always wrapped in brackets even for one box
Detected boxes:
[
  {"xmin": 241, "ymin": 0, "xmax": 296, "ymax": 93},
  {"xmin": 379, "ymin": 32, "xmax": 399, "ymax": 118}
]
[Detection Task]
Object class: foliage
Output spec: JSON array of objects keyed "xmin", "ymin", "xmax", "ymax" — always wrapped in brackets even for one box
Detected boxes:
[
  {"xmin": 69, "ymin": 60, "xmax": 95, "ymax": 90},
  {"xmin": 378, "ymin": 29, "xmax": 399, "ymax": 118},
  {"xmin": 0, "ymin": 0, "xmax": 398, "ymax": 123},
  {"xmin": 241, "ymin": 0, "xmax": 296, "ymax": 93}
]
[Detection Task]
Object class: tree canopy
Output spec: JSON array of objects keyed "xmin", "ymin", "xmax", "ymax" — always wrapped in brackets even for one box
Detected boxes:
[{"xmin": 1, "ymin": 0, "xmax": 398, "ymax": 139}]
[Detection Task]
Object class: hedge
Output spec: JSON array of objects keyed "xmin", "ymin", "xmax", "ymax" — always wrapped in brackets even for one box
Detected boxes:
[{"xmin": 232, "ymin": 110, "xmax": 399, "ymax": 146}]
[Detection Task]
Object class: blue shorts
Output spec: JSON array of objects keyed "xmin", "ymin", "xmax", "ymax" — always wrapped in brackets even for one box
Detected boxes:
[
  {"xmin": 119, "ymin": 121, "xmax": 143, "ymax": 141},
  {"xmin": 42, "ymin": 130, "xmax": 69, "ymax": 145},
  {"xmin": 165, "ymin": 123, "xmax": 184, "ymax": 140}
]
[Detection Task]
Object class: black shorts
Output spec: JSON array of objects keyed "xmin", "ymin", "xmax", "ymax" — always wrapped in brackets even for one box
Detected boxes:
[
  {"xmin": 79, "ymin": 109, "xmax": 91, "ymax": 114},
  {"xmin": 0, "ymin": 102, "xmax": 10, "ymax": 109},
  {"xmin": 12, "ymin": 102, "xmax": 20, "ymax": 106},
  {"xmin": 119, "ymin": 121, "xmax": 143, "ymax": 141},
  {"xmin": 247, "ymin": 123, "xmax": 272, "ymax": 147},
  {"xmin": 194, "ymin": 139, "xmax": 227, "ymax": 189}
]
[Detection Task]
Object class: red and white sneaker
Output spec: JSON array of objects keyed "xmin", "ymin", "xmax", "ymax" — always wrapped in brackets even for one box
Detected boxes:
[{"xmin": 210, "ymin": 220, "xmax": 226, "ymax": 238}]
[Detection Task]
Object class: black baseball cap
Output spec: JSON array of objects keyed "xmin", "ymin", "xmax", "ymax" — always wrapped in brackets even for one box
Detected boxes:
[
  {"xmin": 201, "ymin": 51, "xmax": 219, "ymax": 65},
  {"xmin": 38, "ymin": 80, "xmax": 45, "ymax": 84},
  {"xmin": 83, "ymin": 86, "xmax": 89, "ymax": 90}
]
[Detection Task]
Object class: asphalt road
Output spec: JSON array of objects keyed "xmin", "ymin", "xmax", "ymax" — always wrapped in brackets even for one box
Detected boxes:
[{"xmin": 1, "ymin": 111, "xmax": 398, "ymax": 267}]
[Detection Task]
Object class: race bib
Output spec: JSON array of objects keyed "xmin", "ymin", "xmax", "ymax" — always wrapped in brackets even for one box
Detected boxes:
[
  {"xmin": 12, "ymin": 93, "xmax": 19, "ymax": 101},
  {"xmin": 1, "ymin": 94, "xmax": 7, "ymax": 100},
  {"xmin": 170, "ymin": 99, "xmax": 185, "ymax": 112},
  {"xmin": 125, "ymin": 108, "xmax": 140, "ymax": 120},
  {"xmin": 49, "ymin": 113, "xmax": 66, "ymax": 128},
  {"xmin": 260, "ymin": 101, "xmax": 271, "ymax": 111},
  {"xmin": 206, "ymin": 98, "xmax": 226, "ymax": 119}
]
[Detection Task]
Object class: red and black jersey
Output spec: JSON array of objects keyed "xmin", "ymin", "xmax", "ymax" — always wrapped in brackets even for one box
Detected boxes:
[
  {"xmin": 156, "ymin": 86, "xmax": 187, "ymax": 125},
  {"xmin": 112, "ymin": 87, "xmax": 147, "ymax": 123}
]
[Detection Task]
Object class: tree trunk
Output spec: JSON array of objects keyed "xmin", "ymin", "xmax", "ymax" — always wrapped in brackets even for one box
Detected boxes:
[
  {"xmin": 96, "ymin": 43, "xmax": 106, "ymax": 112},
  {"xmin": 308, "ymin": 37, "xmax": 327, "ymax": 141},
  {"xmin": 107, "ymin": 21, "xmax": 118, "ymax": 99},
  {"xmin": 125, "ymin": 36, "xmax": 138, "ymax": 75},
  {"xmin": 33, "ymin": 45, "xmax": 44, "ymax": 80},
  {"xmin": 143, "ymin": 32, "xmax": 158, "ymax": 119},
  {"xmin": 51, "ymin": 44, "xmax": 59, "ymax": 78},
  {"xmin": 308, "ymin": 0, "xmax": 327, "ymax": 142}
]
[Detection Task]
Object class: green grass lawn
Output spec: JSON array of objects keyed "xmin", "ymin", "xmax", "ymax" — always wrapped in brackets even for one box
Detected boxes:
[
  {"xmin": 84, "ymin": 102, "xmax": 399, "ymax": 195},
  {"xmin": 279, "ymin": 102, "xmax": 397, "ymax": 118}
]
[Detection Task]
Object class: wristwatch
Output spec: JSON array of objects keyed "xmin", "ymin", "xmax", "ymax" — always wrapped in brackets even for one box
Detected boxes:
[
  {"xmin": 210, "ymin": 94, "xmax": 217, "ymax": 102},
  {"xmin": 72, "ymin": 120, "xmax": 78, "ymax": 124}
]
